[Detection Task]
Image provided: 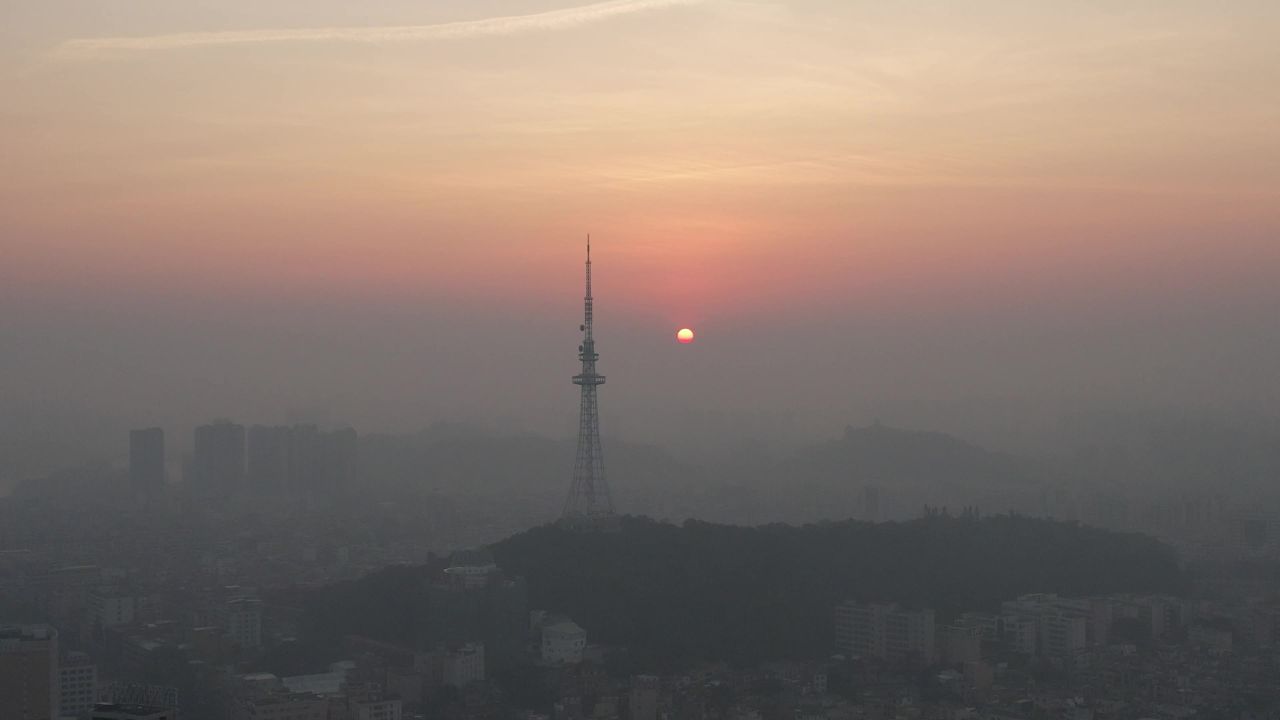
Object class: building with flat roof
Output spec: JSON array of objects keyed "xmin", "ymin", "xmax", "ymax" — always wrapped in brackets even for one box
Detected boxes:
[
  {"xmin": 541, "ymin": 619, "xmax": 587, "ymax": 665},
  {"xmin": 247, "ymin": 425, "xmax": 291, "ymax": 492},
  {"xmin": 59, "ymin": 651, "xmax": 98, "ymax": 718},
  {"xmin": 1001, "ymin": 594, "xmax": 1090, "ymax": 658},
  {"xmin": 834, "ymin": 601, "xmax": 935, "ymax": 665},
  {"xmin": 629, "ymin": 675, "xmax": 660, "ymax": 720},
  {"xmin": 192, "ymin": 420, "xmax": 246, "ymax": 493},
  {"xmin": 0, "ymin": 624, "xmax": 59, "ymax": 720},
  {"xmin": 220, "ymin": 586, "xmax": 263, "ymax": 651}
]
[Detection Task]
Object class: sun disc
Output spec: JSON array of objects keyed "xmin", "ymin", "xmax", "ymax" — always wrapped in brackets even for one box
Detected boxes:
[{"xmin": 676, "ymin": 328, "xmax": 695, "ymax": 344}]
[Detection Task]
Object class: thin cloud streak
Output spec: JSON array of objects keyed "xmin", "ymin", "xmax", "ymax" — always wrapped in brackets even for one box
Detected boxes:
[{"xmin": 52, "ymin": 0, "xmax": 708, "ymax": 59}]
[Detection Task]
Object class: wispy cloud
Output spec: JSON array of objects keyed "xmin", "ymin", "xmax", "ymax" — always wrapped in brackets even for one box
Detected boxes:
[{"xmin": 52, "ymin": 0, "xmax": 707, "ymax": 59}]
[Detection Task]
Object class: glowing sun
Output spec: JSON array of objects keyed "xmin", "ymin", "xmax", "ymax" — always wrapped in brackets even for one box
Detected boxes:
[{"xmin": 676, "ymin": 328, "xmax": 695, "ymax": 344}]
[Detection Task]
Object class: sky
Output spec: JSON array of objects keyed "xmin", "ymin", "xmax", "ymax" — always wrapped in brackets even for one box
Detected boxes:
[{"xmin": 1, "ymin": 0, "xmax": 1278, "ymax": 463}]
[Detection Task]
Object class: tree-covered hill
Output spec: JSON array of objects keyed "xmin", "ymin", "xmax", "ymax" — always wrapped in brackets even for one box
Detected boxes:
[
  {"xmin": 491, "ymin": 514, "xmax": 1183, "ymax": 666},
  {"xmin": 292, "ymin": 514, "xmax": 1184, "ymax": 671}
]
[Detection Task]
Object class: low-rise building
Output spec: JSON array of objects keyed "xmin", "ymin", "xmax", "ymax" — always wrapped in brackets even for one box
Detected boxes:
[{"xmin": 542, "ymin": 619, "xmax": 587, "ymax": 665}]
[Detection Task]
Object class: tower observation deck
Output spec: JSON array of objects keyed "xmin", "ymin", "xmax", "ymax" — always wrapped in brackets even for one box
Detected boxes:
[{"xmin": 561, "ymin": 237, "xmax": 616, "ymax": 526}]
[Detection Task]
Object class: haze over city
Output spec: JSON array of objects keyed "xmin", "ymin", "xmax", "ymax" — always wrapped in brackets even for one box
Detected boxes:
[{"xmin": 7, "ymin": 3, "xmax": 1280, "ymax": 719}]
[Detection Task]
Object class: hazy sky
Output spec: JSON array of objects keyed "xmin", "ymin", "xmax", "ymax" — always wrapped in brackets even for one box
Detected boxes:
[{"xmin": 2, "ymin": 1, "xmax": 1278, "ymax": 459}]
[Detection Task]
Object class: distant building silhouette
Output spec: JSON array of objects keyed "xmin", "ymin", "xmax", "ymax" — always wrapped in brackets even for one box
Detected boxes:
[
  {"xmin": 321, "ymin": 426, "xmax": 359, "ymax": 496},
  {"xmin": 129, "ymin": 428, "xmax": 165, "ymax": 496},
  {"xmin": 247, "ymin": 425, "xmax": 291, "ymax": 491},
  {"xmin": 288, "ymin": 423, "xmax": 324, "ymax": 495},
  {"xmin": 247, "ymin": 424, "xmax": 358, "ymax": 498},
  {"xmin": 192, "ymin": 420, "xmax": 246, "ymax": 492}
]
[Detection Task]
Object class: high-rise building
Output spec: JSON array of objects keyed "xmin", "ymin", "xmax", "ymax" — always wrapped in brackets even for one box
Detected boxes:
[
  {"xmin": 287, "ymin": 424, "xmax": 323, "ymax": 494},
  {"xmin": 562, "ymin": 238, "xmax": 615, "ymax": 525},
  {"xmin": 192, "ymin": 421, "xmax": 246, "ymax": 492},
  {"xmin": 834, "ymin": 601, "xmax": 935, "ymax": 665},
  {"xmin": 59, "ymin": 652, "xmax": 98, "ymax": 718},
  {"xmin": 129, "ymin": 428, "xmax": 165, "ymax": 496},
  {"xmin": 0, "ymin": 624, "xmax": 59, "ymax": 719}
]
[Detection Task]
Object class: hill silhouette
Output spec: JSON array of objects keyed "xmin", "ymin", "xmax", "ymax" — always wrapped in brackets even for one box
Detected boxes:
[{"xmin": 293, "ymin": 514, "xmax": 1183, "ymax": 670}]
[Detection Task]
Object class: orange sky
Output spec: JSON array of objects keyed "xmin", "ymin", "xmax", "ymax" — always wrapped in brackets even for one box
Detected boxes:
[{"xmin": 1, "ymin": 1, "xmax": 1278, "ymax": 449}]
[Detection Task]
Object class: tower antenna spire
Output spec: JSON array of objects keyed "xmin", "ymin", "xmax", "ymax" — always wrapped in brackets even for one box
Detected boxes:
[{"xmin": 562, "ymin": 235, "xmax": 615, "ymax": 527}]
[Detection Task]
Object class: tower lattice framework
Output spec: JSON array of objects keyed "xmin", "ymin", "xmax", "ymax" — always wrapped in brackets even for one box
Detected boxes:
[{"xmin": 562, "ymin": 238, "xmax": 616, "ymax": 524}]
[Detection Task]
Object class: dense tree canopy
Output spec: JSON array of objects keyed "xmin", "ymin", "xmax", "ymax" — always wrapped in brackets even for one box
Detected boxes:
[{"xmin": 491, "ymin": 515, "xmax": 1184, "ymax": 667}]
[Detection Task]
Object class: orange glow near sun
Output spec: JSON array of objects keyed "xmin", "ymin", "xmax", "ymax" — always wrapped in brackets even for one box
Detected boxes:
[{"xmin": 676, "ymin": 328, "xmax": 695, "ymax": 344}]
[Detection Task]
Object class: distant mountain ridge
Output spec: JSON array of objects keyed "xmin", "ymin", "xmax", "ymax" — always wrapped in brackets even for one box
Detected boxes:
[
  {"xmin": 753, "ymin": 422, "xmax": 1044, "ymax": 520},
  {"xmin": 353, "ymin": 422, "xmax": 1047, "ymax": 523},
  {"xmin": 358, "ymin": 424, "xmax": 687, "ymax": 501}
]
